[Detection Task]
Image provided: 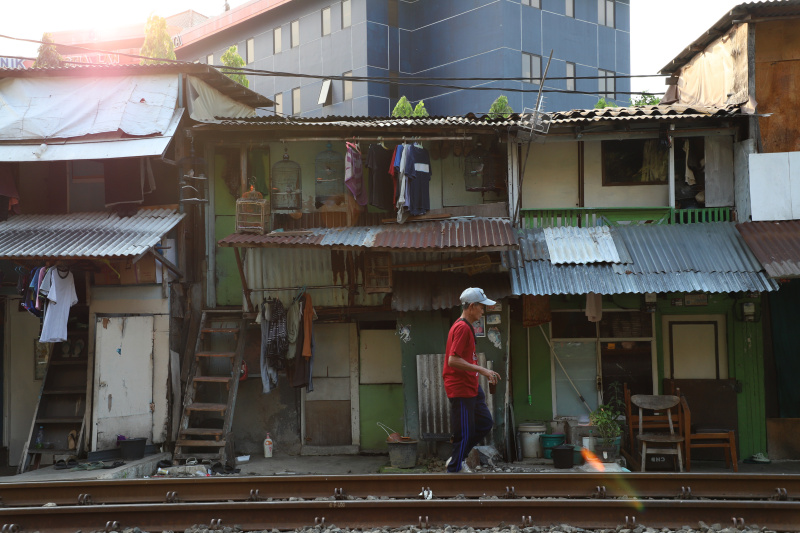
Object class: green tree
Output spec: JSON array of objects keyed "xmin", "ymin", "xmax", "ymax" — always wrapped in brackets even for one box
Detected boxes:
[
  {"xmin": 631, "ymin": 91, "xmax": 661, "ymax": 106},
  {"xmin": 413, "ymin": 100, "xmax": 429, "ymax": 117},
  {"xmin": 221, "ymin": 46, "xmax": 249, "ymax": 87},
  {"xmin": 594, "ymin": 98, "xmax": 615, "ymax": 109},
  {"xmin": 487, "ymin": 95, "xmax": 514, "ymax": 119},
  {"xmin": 392, "ymin": 95, "xmax": 414, "ymax": 117},
  {"xmin": 139, "ymin": 15, "xmax": 176, "ymax": 65},
  {"xmin": 33, "ymin": 33, "xmax": 62, "ymax": 68}
]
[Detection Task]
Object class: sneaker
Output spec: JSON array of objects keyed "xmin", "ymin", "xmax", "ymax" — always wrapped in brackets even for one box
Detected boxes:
[
  {"xmin": 750, "ymin": 452, "xmax": 771, "ymax": 464},
  {"xmin": 445, "ymin": 457, "xmax": 453, "ymax": 469},
  {"xmin": 459, "ymin": 460, "xmax": 472, "ymax": 473}
]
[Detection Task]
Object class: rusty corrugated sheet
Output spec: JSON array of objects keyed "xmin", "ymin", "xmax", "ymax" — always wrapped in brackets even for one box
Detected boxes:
[
  {"xmin": 219, "ymin": 218, "xmax": 518, "ymax": 251},
  {"xmin": 0, "ymin": 209, "xmax": 185, "ymax": 259},
  {"xmin": 737, "ymin": 220, "xmax": 800, "ymax": 278},
  {"xmin": 546, "ymin": 104, "xmax": 742, "ymax": 124},
  {"xmin": 391, "ymin": 271, "xmax": 511, "ymax": 312}
]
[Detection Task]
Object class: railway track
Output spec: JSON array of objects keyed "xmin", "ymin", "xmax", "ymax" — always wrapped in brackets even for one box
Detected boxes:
[{"xmin": 0, "ymin": 473, "xmax": 797, "ymax": 532}]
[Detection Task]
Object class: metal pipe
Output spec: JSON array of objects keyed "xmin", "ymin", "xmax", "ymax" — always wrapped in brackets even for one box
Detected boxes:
[
  {"xmin": 526, "ymin": 327, "xmax": 532, "ymax": 405},
  {"xmin": 669, "ymin": 124, "xmax": 676, "ymax": 210},
  {"xmin": 277, "ymin": 136, "xmax": 473, "ymax": 143}
]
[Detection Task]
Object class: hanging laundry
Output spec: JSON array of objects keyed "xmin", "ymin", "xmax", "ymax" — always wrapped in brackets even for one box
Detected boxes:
[
  {"xmin": 345, "ymin": 142, "xmax": 368, "ymax": 206},
  {"xmin": 366, "ymin": 143, "xmax": 394, "ymax": 211},
  {"xmin": 585, "ymin": 292, "xmax": 602, "ymax": 323},
  {"xmin": 301, "ymin": 293, "xmax": 314, "ymax": 358},
  {"xmin": 396, "ymin": 143, "xmax": 411, "ymax": 223},
  {"xmin": 260, "ymin": 298, "xmax": 288, "ymax": 394},
  {"xmin": 286, "ymin": 299, "xmax": 302, "ymax": 360},
  {"xmin": 403, "ymin": 143, "xmax": 431, "ymax": 216},
  {"xmin": 40, "ymin": 268, "xmax": 78, "ymax": 343}
]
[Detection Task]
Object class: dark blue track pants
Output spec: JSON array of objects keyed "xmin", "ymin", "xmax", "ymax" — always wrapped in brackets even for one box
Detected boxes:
[{"xmin": 447, "ymin": 386, "xmax": 493, "ymax": 472}]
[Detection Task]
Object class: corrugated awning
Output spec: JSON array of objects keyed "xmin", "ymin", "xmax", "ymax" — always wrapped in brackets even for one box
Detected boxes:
[
  {"xmin": 391, "ymin": 271, "xmax": 511, "ymax": 311},
  {"xmin": 219, "ymin": 218, "xmax": 518, "ymax": 252},
  {"xmin": 503, "ymin": 223, "xmax": 778, "ymax": 295},
  {"xmin": 737, "ymin": 220, "xmax": 800, "ymax": 278},
  {"xmin": 0, "ymin": 208, "xmax": 185, "ymax": 260}
]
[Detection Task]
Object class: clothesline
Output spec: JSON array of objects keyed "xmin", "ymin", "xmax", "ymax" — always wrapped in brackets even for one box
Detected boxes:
[{"xmin": 277, "ymin": 136, "xmax": 473, "ymax": 143}]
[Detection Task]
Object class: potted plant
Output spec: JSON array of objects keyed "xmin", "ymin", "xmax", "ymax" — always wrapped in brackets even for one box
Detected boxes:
[{"xmin": 589, "ymin": 383, "xmax": 624, "ymax": 462}]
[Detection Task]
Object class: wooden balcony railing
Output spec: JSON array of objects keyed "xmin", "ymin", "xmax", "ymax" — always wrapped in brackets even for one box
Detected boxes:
[{"xmin": 522, "ymin": 207, "xmax": 733, "ymax": 228}]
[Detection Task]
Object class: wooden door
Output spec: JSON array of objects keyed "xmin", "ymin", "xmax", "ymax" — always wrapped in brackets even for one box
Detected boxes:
[
  {"xmin": 302, "ymin": 323, "xmax": 358, "ymax": 451},
  {"xmin": 662, "ymin": 315, "xmax": 728, "ymax": 379},
  {"xmin": 92, "ymin": 316, "xmax": 154, "ymax": 451}
]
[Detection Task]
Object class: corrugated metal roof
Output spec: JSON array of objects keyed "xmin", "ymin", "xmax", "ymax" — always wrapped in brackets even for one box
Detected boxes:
[
  {"xmin": 212, "ymin": 114, "xmax": 515, "ymax": 128},
  {"xmin": 0, "ymin": 63, "xmax": 272, "ymax": 108},
  {"xmin": 391, "ymin": 271, "xmax": 511, "ymax": 312},
  {"xmin": 661, "ymin": 1, "xmax": 800, "ymax": 74},
  {"xmin": 546, "ymin": 105, "xmax": 743, "ymax": 124},
  {"xmin": 544, "ymin": 226, "xmax": 620, "ymax": 264},
  {"xmin": 737, "ymin": 220, "xmax": 800, "ymax": 278},
  {"xmin": 219, "ymin": 218, "xmax": 518, "ymax": 251},
  {"xmin": 503, "ymin": 223, "xmax": 777, "ymax": 295},
  {"xmin": 0, "ymin": 209, "xmax": 185, "ymax": 259}
]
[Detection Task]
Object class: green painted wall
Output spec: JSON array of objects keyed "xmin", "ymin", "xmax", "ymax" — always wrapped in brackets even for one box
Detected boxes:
[
  {"xmin": 214, "ymin": 155, "xmax": 240, "ymax": 306},
  {"xmin": 359, "ymin": 384, "xmax": 404, "ymax": 450},
  {"xmin": 509, "ymin": 317, "xmax": 552, "ymax": 425}
]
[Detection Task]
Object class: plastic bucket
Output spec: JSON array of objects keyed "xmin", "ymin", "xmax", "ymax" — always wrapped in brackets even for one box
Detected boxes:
[
  {"xmin": 540, "ymin": 434, "xmax": 565, "ymax": 459},
  {"xmin": 387, "ymin": 438, "xmax": 418, "ymax": 468},
  {"xmin": 552, "ymin": 444, "xmax": 574, "ymax": 469},
  {"xmin": 119, "ymin": 438, "xmax": 147, "ymax": 460},
  {"xmin": 518, "ymin": 422, "xmax": 547, "ymax": 458}
]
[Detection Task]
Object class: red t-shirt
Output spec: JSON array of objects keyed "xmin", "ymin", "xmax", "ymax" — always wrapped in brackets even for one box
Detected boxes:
[{"xmin": 443, "ymin": 319, "xmax": 479, "ymax": 398}]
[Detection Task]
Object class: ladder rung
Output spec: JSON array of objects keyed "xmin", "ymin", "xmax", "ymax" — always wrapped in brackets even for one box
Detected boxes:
[
  {"xmin": 176, "ymin": 439, "xmax": 226, "ymax": 448},
  {"xmin": 181, "ymin": 428, "xmax": 225, "ymax": 437},
  {"xmin": 195, "ymin": 351, "xmax": 236, "ymax": 358},
  {"xmin": 186, "ymin": 403, "xmax": 228, "ymax": 412},
  {"xmin": 201, "ymin": 328, "xmax": 240, "ymax": 334},
  {"xmin": 193, "ymin": 376, "xmax": 233, "ymax": 384},
  {"xmin": 173, "ymin": 452, "xmax": 223, "ymax": 460}
]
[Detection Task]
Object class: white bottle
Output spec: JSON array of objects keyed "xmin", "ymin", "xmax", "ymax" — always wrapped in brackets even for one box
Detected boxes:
[{"xmin": 263, "ymin": 433, "xmax": 273, "ymax": 458}]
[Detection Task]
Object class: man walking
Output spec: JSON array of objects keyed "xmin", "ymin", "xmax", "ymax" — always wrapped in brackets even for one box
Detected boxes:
[{"xmin": 443, "ymin": 287, "xmax": 501, "ymax": 473}]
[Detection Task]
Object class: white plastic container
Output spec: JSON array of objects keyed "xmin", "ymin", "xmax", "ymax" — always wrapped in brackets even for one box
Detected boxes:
[
  {"xmin": 518, "ymin": 422, "xmax": 547, "ymax": 458},
  {"xmin": 582, "ymin": 436, "xmax": 596, "ymax": 452},
  {"xmin": 264, "ymin": 433, "xmax": 273, "ymax": 458}
]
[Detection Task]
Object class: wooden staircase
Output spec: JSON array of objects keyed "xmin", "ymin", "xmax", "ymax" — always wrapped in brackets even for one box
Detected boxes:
[{"xmin": 173, "ymin": 310, "xmax": 246, "ymax": 466}]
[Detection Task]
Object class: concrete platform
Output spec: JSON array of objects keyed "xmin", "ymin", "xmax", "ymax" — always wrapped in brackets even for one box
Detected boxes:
[{"xmin": 2, "ymin": 452, "xmax": 800, "ymax": 482}]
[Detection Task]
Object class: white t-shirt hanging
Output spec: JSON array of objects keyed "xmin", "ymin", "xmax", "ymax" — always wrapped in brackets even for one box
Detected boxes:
[{"xmin": 39, "ymin": 270, "xmax": 78, "ymax": 343}]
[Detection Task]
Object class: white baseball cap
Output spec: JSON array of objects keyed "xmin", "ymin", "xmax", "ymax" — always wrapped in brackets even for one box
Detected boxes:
[{"xmin": 460, "ymin": 287, "xmax": 496, "ymax": 306}]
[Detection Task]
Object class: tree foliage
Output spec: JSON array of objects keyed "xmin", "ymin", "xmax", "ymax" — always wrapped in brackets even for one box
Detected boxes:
[
  {"xmin": 594, "ymin": 98, "xmax": 615, "ymax": 109},
  {"xmin": 631, "ymin": 91, "xmax": 661, "ymax": 106},
  {"xmin": 413, "ymin": 100, "xmax": 429, "ymax": 117},
  {"xmin": 140, "ymin": 15, "xmax": 176, "ymax": 65},
  {"xmin": 392, "ymin": 96, "xmax": 414, "ymax": 117},
  {"xmin": 33, "ymin": 33, "xmax": 62, "ymax": 68},
  {"xmin": 221, "ymin": 46, "xmax": 249, "ymax": 87},
  {"xmin": 487, "ymin": 95, "xmax": 514, "ymax": 119}
]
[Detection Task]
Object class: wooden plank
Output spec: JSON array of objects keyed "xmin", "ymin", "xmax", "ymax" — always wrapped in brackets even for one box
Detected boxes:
[
  {"xmin": 195, "ymin": 351, "xmax": 236, "ymax": 358},
  {"xmin": 304, "ymin": 401, "xmax": 352, "ymax": 446},
  {"xmin": 187, "ymin": 403, "xmax": 228, "ymax": 412},
  {"xmin": 180, "ymin": 428, "xmax": 224, "ymax": 436},
  {"xmin": 176, "ymin": 439, "xmax": 226, "ymax": 447}
]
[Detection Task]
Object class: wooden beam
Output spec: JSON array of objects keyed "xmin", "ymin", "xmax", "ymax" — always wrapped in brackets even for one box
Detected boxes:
[
  {"xmin": 150, "ymin": 248, "xmax": 184, "ymax": 280},
  {"xmin": 233, "ymin": 247, "xmax": 255, "ymax": 313}
]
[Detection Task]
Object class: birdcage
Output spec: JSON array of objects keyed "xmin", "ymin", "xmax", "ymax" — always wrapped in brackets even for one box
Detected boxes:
[
  {"xmin": 314, "ymin": 143, "xmax": 345, "ymax": 206},
  {"xmin": 236, "ymin": 186, "xmax": 270, "ymax": 234},
  {"xmin": 270, "ymin": 146, "xmax": 302, "ymax": 211},
  {"xmin": 464, "ymin": 143, "xmax": 496, "ymax": 192}
]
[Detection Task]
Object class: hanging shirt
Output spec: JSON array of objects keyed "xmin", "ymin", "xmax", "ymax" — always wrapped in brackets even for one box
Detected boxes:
[
  {"xmin": 40, "ymin": 270, "xmax": 78, "ymax": 343},
  {"xmin": 345, "ymin": 142, "xmax": 368, "ymax": 206},
  {"xmin": 366, "ymin": 144, "xmax": 394, "ymax": 211},
  {"xmin": 404, "ymin": 144, "xmax": 431, "ymax": 216},
  {"xmin": 396, "ymin": 144, "xmax": 411, "ymax": 224}
]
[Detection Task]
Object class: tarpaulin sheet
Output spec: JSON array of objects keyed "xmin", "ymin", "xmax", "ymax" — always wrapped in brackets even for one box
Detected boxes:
[
  {"xmin": 186, "ymin": 76, "xmax": 255, "ymax": 122},
  {"xmin": 0, "ymin": 74, "xmax": 180, "ymax": 140}
]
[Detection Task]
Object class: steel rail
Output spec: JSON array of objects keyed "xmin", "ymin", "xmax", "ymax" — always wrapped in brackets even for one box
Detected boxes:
[
  {"xmin": 0, "ymin": 473, "xmax": 798, "ymax": 507},
  {"xmin": 0, "ymin": 499, "xmax": 799, "ymax": 533}
]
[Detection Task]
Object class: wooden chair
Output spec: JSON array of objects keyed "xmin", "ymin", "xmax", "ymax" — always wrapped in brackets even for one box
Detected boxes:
[
  {"xmin": 624, "ymin": 384, "xmax": 680, "ymax": 457},
  {"xmin": 630, "ymin": 394, "xmax": 685, "ymax": 472},
  {"xmin": 679, "ymin": 396, "xmax": 738, "ymax": 472}
]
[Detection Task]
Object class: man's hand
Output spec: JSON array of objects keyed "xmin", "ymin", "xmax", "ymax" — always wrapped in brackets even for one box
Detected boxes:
[{"xmin": 480, "ymin": 366, "xmax": 501, "ymax": 385}]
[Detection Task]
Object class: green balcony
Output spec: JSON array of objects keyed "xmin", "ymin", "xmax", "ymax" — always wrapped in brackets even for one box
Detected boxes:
[{"xmin": 522, "ymin": 207, "xmax": 733, "ymax": 228}]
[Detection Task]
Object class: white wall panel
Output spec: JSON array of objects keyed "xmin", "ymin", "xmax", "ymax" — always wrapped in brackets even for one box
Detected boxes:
[{"xmin": 749, "ymin": 152, "xmax": 792, "ymax": 221}]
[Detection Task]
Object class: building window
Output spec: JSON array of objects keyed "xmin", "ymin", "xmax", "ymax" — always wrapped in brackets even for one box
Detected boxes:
[
  {"xmin": 274, "ymin": 27, "xmax": 282, "ymax": 54},
  {"xmin": 292, "ymin": 87, "xmax": 301, "ymax": 114},
  {"xmin": 599, "ymin": 0, "xmax": 615, "ymax": 27},
  {"xmin": 521, "ymin": 0, "xmax": 541, "ymax": 8},
  {"xmin": 599, "ymin": 69, "xmax": 615, "ymax": 99},
  {"xmin": 246, "ymin": 38, "xmax": 255, "ymax": 64},
  {"xmin": 522, "ymin": 53, "xmax": 541, "ymax": 84},
  {"xmin": 566, "ymin": 62, "xmax": 575, "ymax": 91},
  {"xmin": 343, "ymin": 71, "xmax": 353, "ymax": 100},
  {"xmin": 207, "ymin": 54, "xmax": 213, "ymax": 65},
  {"xmin": 602, "ymin": 140, "xmax": 668, "ymax": 186},
  {"xmin": 342, "ymin": 0, "xmax": 351, "ymax": 28},
  {"xmin": 275, "ymin": 93, "xmax": 283, "ymax": 116},
  {"xmin": 291, "ymin": 19, "xmax": 300, "ymax": 48},
  {"xmin": 566, "ymin": 0, "xmax": 574, "ymax": 17},
  {"xmin": 322, "ymin": 7, "xmax": 331, "ymax": 36}
]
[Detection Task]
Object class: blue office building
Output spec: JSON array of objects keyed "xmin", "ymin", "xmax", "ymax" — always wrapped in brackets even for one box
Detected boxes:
[{"xmin": 175, "ymin": 0, "xmax": 630, "ymax": 116}]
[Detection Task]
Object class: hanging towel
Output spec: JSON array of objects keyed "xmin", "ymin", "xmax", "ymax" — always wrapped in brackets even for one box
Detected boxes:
[
  {"xmin": 585, "ymin": 292, "xmax": 602, "ymax": 323},
  {"xmin": 345, "ymin": 142, "xmax": 368, "ymax": 205},
  {"xmin": 302, "ymin": 293, "xmax": 314, "ymax": 358}
]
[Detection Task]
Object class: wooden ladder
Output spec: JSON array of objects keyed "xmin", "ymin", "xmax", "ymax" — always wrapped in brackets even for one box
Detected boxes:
[{"xmin": 173, "ymin": 310, "xmax": 246, "ymax": 466}]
